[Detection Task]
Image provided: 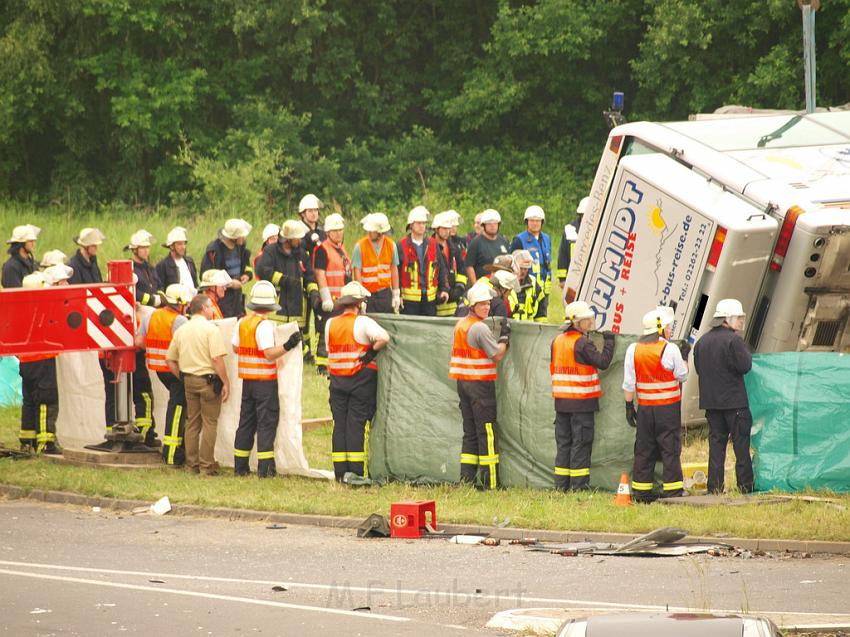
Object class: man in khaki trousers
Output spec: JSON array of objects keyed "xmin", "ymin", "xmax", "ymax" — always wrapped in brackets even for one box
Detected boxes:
[{"xmin": 166, "ymin": 294, "xmax": 230, "ymax": 475}]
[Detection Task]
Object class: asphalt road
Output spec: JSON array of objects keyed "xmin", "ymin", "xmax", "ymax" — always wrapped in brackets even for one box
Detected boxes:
[{"xmin": 1, "ymin": 499, "xmax": 848, "ymax": 636}]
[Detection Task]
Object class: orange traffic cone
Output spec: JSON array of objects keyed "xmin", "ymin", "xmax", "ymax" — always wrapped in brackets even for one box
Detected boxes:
[{"xmin": 614, "ymin": 473, "xmax": 633, "ymax": 506}]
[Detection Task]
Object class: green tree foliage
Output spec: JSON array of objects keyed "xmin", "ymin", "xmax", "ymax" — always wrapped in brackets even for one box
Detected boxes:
[{"xmin": 1, "ymin": 0, "xmax": 849, "ymax": 219}]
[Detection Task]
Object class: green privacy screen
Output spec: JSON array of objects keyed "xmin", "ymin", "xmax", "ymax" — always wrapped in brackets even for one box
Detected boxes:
[
  {"xmin": 369, "ymin": 315, "xmax": 637, "ymax": 491},
  {"xmin": 748, "ymin": 352, "xmax": 850, "ymax": 493}
]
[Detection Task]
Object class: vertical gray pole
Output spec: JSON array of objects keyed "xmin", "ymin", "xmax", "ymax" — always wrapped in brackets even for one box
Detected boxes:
[{"xmin": 802, "ymin": 3, "xmax": 816, "ymax": 113}]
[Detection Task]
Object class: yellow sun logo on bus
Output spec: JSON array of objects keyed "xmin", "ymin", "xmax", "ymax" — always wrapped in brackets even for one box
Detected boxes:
[{"xmin": 649, "ymin": 199, "xmax": 667, "ymax": 234}]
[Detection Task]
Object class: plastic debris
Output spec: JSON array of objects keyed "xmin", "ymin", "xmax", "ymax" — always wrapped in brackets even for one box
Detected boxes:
[{"xmin": 449, "ymin": 535, "xmax": 486, "ymax": 545}]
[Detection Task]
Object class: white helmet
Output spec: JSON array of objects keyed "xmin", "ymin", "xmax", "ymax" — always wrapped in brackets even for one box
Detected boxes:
[
  {"xmin": 22, "ymin": 271, "xmax": 48, "ymax": 288},
  {"xmin": 564, "ymin": 301, "xmax": 595, "ymax": 323},
  {"xmin": 261, "ymin": 223, "xmax": 281, "ymax": 242},
  {"xmin": 479, "ymin": 209, "xmax": 502, "ymax": 225},
  {"xmin": 467, "ymin": 280, "xmax": 496, "ymax": 305},
  {"xmin": 221, "ymin": 218, "xmax": 252, "ymax": 240},
  {"xmin": 198, "ymin": 269, "xmax": 233, "ymax": 289},
  {"xmin": 164, "ymin": 283, "xmax": 193, "ymax": 305},
  {"xmin": 642, "ymin": 306, "xmax": 676, "ymax": 335},
  {"xmin": 407, "ymin": 205, "xmax": 429, "ymax": 225},
  {"xmin": 323, "ymin": 213, "xmax": 345, "ymax": 232},
  {"xmin": 441, "ymin": 209, "xmax": 461, "ymax": 226},
  {"xmin": 431, "ymin": 212, "xmax": 453, "ymax": 230},
  {"xmin": 164, "ymin": 226, "xmax": 189, "ymax": 247},
  {"xmin": 713, "ymin": 298, "xmax": 745, "ymax": 319},
  {"xmin": 512, "ymin": 249, "xmax": 534, "ymax": 270},
  {"xmin": 576, "ymin": 197, "xmax": 590, "ymax": 215},
  {"xmin": 246, "ymin": 280, "xmax": 281, "ymax": 312},
  {"xmin": 491, "ymin": 269, "xmax": 520, "ymax": 293},
  {"xmin": 280, "ymin": 219, "xmax": 309, "ymax": 240},
  {"xmin": 298, "ymin": 194, "xmax": 323, "ymax": 213},
  {"xmin": 126, "ymin": 229, "xmax": 154, "ymax": 250},
  {"xmin": 524, "ymin": 205, "xmax": 545, "ymax": 221},
  {"xmin": 39, "ymin": 249, "xmax": 67, "ymax": 268},
  {"xmin": 75, "ymin": 227, "xmax": 105, "ymax": 247},
  {"xmin": 43, "ymin": 263, "xmax": 74, "ymax": 285},
  {"xmin": 336, "ymin": 280, "xmax": 372, "ymax": 306},
  {"xmin": 6, "ymin": 224, "xmax": 41, "ymax": 244},
  {"xmin": 362, "ymin": 212, "xmax": 391, "ymax": 233}
]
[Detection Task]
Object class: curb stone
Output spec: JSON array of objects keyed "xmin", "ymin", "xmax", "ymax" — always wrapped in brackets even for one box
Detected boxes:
[{"xmin": 2, "ymin": 483, "xmax": 849, "ymax": 555}]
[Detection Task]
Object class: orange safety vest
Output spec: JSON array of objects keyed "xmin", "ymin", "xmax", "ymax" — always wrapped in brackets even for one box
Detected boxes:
[
  {"xmin": 209, "ymin": 295, "xmax": 224, "ymax": 320},
  {"xmin": 449, "ymin": 315, "xmax": 497, "ymax": 382},
  {"xmin": 634, "ymin": 339, "xmax": 681, "ymax": 406},
  {"xmin": 356, "ymin": 235, "xmax": 393, "ymax": 293},
  {"xmin": 145, "ymin": 307, "xmax": 181, "ymax": 372},
  {"xmin": 399, "ymin": 236, "xmax": 439, "ymax": 303},
  {"xmin": 237, "ymin": 314, "xmax": 277, "ymax": 380},
  {"xmin": 550, "ymin": 331, "xmax": 602, "ymax": 400},
  {"xmin": 327, "ymin": 312, "xmax": 376, "ymax": 376},
  {"xmin": 315, "ymin": 240, "xmax": 351, "ymax": 300}
]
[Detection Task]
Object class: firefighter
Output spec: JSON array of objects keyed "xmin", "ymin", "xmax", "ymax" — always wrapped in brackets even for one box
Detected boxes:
[
  {"xmin": 556, "ymin": 197, "xmax": 587, "ymax": 290},
  {"xmin": 123, "ymin": 230, "xmax": 164, "ymax": 447},
  {"xmin": 43, "ymin": 263, "xmax": 73, "ymax": 286},
  {"xmin": 155, "ymin": 227, "xmax": 198, "ymax": 295},
  {"xmin": 694, "ymin": 298, "xmax": 754, "ymax": 494},
  {"xmin": 464, "ymin": 209, "xmax": 510, "ymax": 284},
  {"xmin": 326, "ymin": 281, "xmax": 389, "ymax": 481},
  {"xmin": 398, "ymin": 206, "xmax": 449, "ymax": 316},
  {"xmin": 256, "ymin": 220, "xmax": 319, "ymax": 362},
  {"xmin": 550, "ymin": 301, "xmax": 615, "ymax": 491},
  {"xmin": 140, "ymin": 283, "xmax": 192, "ymax": 466},
  {"xmin": 200, "ymin": 218, "xmax": 252, "ymax": 318},
  {"xmin": 464, "ymin": 212, "xmax": 483, "ymax": 247},
  {"xmin": 15, "ymin": 272, "xmax": 62, "ymax": 455},
  {"xmin": 232, "ymin": 281, "xmax": 302, "ymax": 477},
  {"xmin": 450, "ymin": 281, "xmax": 511, "ymax": 490},
  {"xmin": 353, "ymin": 213, "xmax": 400, "ymax": 314},
  {"xmin": 252, "ymin": 224, "xmax": 280, "ymax": 275},
  {"xmin": 623, "ymin": 306, "xmax": 689, "ymax": 502},
  {"xmin": 2, "ymin": 225, "xmax": 39, "ymax": 289},
  {"xmin": 432, "ymin": 212, "xmax": 467, "ymax": 317},
  {"xmin": 298, "ymin": 194, "xmax": 327, "ymax": 364},
  {"xmin": 511, "ymin": 205, "xmax": 552, "ymax": 316},
  {"xmin": 313, "ymin": 213, "xmax": 351, "ymax": 376},
  {"xmin": 67, "ymin": 227, "xmax": 119, "ymax": 435},
  {"xmin": 510, "ymin": 249, "xmax": 547, "ymax": 322},
  {"xmin": 445, "ymin": 209, "xmax": 468, "ymax": 256},
  {"xmin": 197, "ymin": 269, "xmax": 233, "ymax": 320}
]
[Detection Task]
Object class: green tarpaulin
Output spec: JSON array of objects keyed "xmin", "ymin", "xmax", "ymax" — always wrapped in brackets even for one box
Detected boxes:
[
  {"xmin": 748, "ymin": 352, "xmax": 850, "ymax": 493},
  {"xmin": 0, "ymin": 356, "xmax": 21, "ymax": 407},
  {"xmin": 369, "ymin": 315, "xmax": 637, "ymax": 491}
]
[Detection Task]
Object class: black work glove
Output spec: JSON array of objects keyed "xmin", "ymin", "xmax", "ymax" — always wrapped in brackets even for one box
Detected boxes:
[
  {"xmin": 625, "ymin": 401, "xmax": 637, "ymax": 428},
  {"xmin": 679, "ymin": 341, "xmax": 692, "ymax": 360},
  {"xmin": 602, "ymin": 330, "xmax": 615, "ymax": 343},
  {"xmin": 360, "ymin": 346, "xmax": 378, "ymax": 367},
  {"xmin": 283, "ymin": 331, "xmax": 302, "ymax": 352},
  {"xmin": 309, "ymin": 290, "xmax": 321, "ymax": 312},
  {"xmin": 498, "ymin": 319, "xmax": 511, "ymax": 343},
  {"xmin": 451, "ymin": 282, "xmax": 466, "ymax": 301}
]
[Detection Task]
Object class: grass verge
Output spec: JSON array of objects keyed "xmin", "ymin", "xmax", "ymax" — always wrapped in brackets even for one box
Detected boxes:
[{"xmin": 1, "ymin": 408, "xmax": 848, "ymax": 541}]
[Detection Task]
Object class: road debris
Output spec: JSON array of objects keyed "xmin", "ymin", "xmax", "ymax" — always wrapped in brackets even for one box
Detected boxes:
[
  {"xmin": 526, "ymin": 527, "xmax": 733, "ymax": 557},
  {"xmin": 356, "ymin": 513, "xmax": 390, "ymax": 538},
  {"xmin": 271, "ymin": 585, "xmax": 287, "ymax": 592},
  {"xmin": 131, "ymin": 496, "xmax": 171, "ymax": 516}
]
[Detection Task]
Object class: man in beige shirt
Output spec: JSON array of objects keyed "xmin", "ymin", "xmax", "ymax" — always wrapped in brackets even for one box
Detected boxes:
[{"xmin": 166, "ymin": 294, "xmax": 230, "ymax": 475}]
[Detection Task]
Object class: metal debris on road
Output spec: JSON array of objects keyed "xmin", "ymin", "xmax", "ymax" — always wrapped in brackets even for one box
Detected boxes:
[{"xmin": 525, "ymin": 527, "xmax": 733, "ymax": 558}]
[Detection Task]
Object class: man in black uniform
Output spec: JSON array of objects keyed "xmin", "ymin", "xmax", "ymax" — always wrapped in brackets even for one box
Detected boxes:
[
  {"xmin": 200, "ymin": 218, "xmax": 253, "ymax": 318},
  {"xmin": 68, "ymin": 227, "xmax": 117, "ymax": 436},
  {"xmin": 155, "ymin": 226, "xmax": 198, "ymax": 294},
  {"xmin": 2, "ymin": 224, "xmax": 39, "ymax": 288},
  {"xmin": 256, "ymin": 220, "xmax": 318, "ymax": 345},
  {"xmin": 694, "ymin": 298, "xmax": 754, "ymax": 494},
  {"xmin": 126, "ymin": 229, "xmax": 163, "ymax": 447},
  {"xmin": 556, "ymin": 196, "xmax": 587, "ymax": 288},
  {"xmin": 298, "ymin": 194, "xmax": 326, "ymax": 363}
]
